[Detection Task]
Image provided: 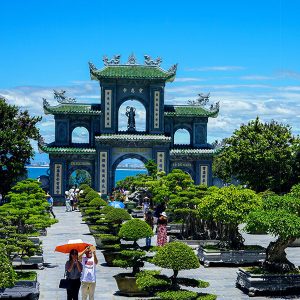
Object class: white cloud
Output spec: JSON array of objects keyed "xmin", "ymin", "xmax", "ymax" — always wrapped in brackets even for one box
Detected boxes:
[
  {"xmin": 174, "ymin": 77, "xmax": 205, "ymax": 82},
  {"xmin": 186, "ymin": 66, "xmax": 245, "ymax": 72},
  {"xmin": 1, "ymin": 79, "xmax": 299, "ymax": 148}
]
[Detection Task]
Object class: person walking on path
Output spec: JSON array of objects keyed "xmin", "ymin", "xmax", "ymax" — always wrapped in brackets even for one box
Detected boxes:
[
  {"xmin": 46, "ymin": 192, "xmax": 56, "ymax": 218},
  {"xmin": 79, "ymin": 246, "xmax": 98, "ymax": 300},
  {"xmin": 65, "ymin": 249, "xmax": 82, "ymax": 300},
  {"xmin": 157, "ymin": 212, "xmax": 168, "ymax": 246},
  {"xmin": 144, "ymin": 210, "xmax": 154, "ymax": 247}
]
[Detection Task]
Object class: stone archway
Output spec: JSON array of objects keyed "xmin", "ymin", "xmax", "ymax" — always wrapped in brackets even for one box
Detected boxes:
[
  {"xmin": 67, "ymin": 166, "xmax": 92, "ymax": 189},
  {"xmin": 111, "ymin": 153, "xmax": 148, "ymax": 188}
]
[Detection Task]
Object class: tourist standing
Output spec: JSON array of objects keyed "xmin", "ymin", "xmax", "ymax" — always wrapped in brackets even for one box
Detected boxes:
[
  {"xmin": 79, "ymin": 246, "xmax": 98, "ymax": 300},
  {"xmin": 65, "ymin": 249, "xmax": 82, "ymax": 300},
  {"xmin": 144, "ymin": 210, "xmax": 154, "ymax": 247},
  {"xmin": 46, "ymin": 192, "xmax": 56, "ymax": 218},
  {"xmin": 142, "ymin": 197, "xmax": 150, "ymax": 217},
  {"xmin": 157, "ymin": 212, "xmax": 168, "ymax": 246},
  {"xmin": 65, "ymin": 191, "xmax": 72, "ymax": 212}
]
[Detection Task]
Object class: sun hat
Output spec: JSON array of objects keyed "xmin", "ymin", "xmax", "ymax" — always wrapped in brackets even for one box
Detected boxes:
[{"xmin": 161, "ymin": 212, "xmax": 167, "ymax": 218}]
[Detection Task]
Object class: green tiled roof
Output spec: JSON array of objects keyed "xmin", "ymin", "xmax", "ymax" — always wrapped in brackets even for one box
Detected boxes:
[
  {"xmin": 90, "ymin": 65, "xmax": 176, "ymax": 82},
  {"xmin": 39, "ymin": 145, "xmax": 96, "ymax": 155},
  {"xmin": 43, "ymin": 103, "xmax": 101, "ymax": 115},
  {"xmin": 164, "ymin": 105, "xmax": 219, "ymax": 118},
  {"xmin": 170, "ymin": 149, "xmax": 215, "ymax": 158},
  {"xmin": 95, "ymin": 134, "xmax": 171, "ymax": 143}
]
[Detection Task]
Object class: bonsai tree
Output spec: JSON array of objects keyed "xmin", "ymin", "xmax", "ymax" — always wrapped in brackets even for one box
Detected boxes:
[
  {"xmin": 139, "ymin": 241, "xmax": 216, "ymax": 300},
  {"xmin": 198, "ymin": 185, "xmax": 262, "ymax": 249},
  {"xmin": 0, "ymin": 251, "xmax": 17, "ymax": 289},
  {"xmin": 113, "ymin": 219, "xmax": 153, "ymax": 275},
  {"xmin": 245, "ymin": 184, "xmax": 300, "ymax": 273}
]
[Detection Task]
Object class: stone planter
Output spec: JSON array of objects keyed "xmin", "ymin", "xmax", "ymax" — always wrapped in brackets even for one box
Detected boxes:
[
  {"xmin": 0, "ymin": 280, "xmax": 40, "ymax": 299},
  {"xmin": 131, "ymin": 209, "xmax": 144, "ymax": 218},
  {"xmin": 12, "ymin": 255, "xmax": 44, "ymax": 269},
  {"xmin": 125, "ymin": 202, "xmax": 137, "ymax": 210},
  {"xmin": 236, "ymin": 267, "xmax": 300, "ymax": 296},
  {"xmin": 94, "ymin": 235, "xmax": 103, "ymax": 248},
  {"xmin": 102, "ymin": 250, "xmax": 120, "ymax": 266},
  {"xmin": 198, "ymin": 246, "xmax": 266, "ymax": 267},
  {"xmin": 114, "ymin": 273, "xmax": 149, "ymax": 296}
]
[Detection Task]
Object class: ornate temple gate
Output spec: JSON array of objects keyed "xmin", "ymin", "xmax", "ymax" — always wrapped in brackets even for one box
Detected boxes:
[{"xmin": 39, "ymin": 54, "xmax": 219, "ymax": 203}]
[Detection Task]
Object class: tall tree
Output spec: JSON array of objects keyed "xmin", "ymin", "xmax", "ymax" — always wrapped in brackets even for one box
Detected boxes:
[
  {"xmin": 213, "ymin": 117, "xmax": 300, "ymax": 193},
  {"xmin": 0, "ymin": 97, "xmax": 41, "ymax": 195}
]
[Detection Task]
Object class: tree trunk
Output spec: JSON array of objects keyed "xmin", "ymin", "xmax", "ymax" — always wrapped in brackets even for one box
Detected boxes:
[{"xmin": 264, "ymin": 237, "xmax": 297, "ymax": 273}]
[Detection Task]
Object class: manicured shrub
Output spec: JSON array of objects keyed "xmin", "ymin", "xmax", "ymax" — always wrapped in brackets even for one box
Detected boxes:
[
  {"xmin": 152, "ymin": 241, "xmax": 200, "ymax": 275},
  {"xmin": 118, "ymin": 219, "xmax": 153, "ymax": 241},
  {"xmin": 89, "ymin": 198, "xmax": 107, "ymax": 208},
  {"xmin": 85, "ymin": 190, "xmax": 100, "ymax": 202},
  {"xmin": 0, "ymin": 251, "xmax": 17, "ymax": 288},
  {"xmin": 105, "ymin": 208, "xmax": 131, "ymax": 224}
]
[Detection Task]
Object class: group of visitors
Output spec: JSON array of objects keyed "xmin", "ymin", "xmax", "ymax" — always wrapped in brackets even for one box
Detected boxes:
[
  {"xmin": 65, "ymin": 245, "xmax": 98, "ymax": 300},
  {"xmin": 143, "ymin": 197, "xmax": 168, "ymax": 247},
  {"xmin": 65, "ymin": 186, "xmax": 80, "ymax": 212}
]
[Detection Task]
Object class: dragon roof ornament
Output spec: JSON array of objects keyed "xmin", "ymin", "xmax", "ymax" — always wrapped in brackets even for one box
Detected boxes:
[
  {"xmin": 53, "ymin": 90, "xmax": 76, "ymax": 104},
  {"xmin": 188, "ymin": 92, "xmax": 220, "ymax": 112},
  {"xmin": 103, "ymin": 54, "xmax": 121, "ymax": 66},
  {"xmin": 144, "ymin": 55, "xmax": 162, "ymax": 66},
  {"xmin": 167, "ymin": 63, "xmax": 178, "ymax": 74}
]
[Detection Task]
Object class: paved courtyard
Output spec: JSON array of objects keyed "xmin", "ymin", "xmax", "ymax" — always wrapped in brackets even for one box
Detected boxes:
[{"xmin": 37, "ymin": 207, "xmax": 300, "ymax": 300}]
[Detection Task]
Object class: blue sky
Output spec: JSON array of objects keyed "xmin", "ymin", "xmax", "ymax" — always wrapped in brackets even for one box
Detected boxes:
[{"xmin": 1, "ymin": 0, "xmax": 300, "ymax": 162}]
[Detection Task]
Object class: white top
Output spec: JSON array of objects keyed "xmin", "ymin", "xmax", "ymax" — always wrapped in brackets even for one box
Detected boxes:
[{"xmin": 81, "ymin": 256, "xmax": 96, "ymax": 282}]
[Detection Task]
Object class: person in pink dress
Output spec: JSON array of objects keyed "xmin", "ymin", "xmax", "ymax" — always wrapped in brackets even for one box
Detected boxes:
[{"xmin": 156, "ymin": 212, "xmax": 168, "ymax": 246}]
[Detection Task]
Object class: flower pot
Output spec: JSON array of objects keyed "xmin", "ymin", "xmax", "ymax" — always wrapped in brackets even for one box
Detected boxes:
[
  {"xmin": 113, "ymin": 273, "xmax": 149, "ymax": 296},
  {"xmin": 102, "ymin": 251, "xmax": 120, "ymax": 266}
]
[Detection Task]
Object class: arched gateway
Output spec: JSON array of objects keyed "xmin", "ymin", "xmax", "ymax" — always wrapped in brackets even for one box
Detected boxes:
[{"xmin": 39, "ymin": 54, "xmax": 219, "ymax": 203}]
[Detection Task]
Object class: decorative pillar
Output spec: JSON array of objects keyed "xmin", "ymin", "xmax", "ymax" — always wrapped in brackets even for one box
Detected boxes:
[
  {"xmin": 199, "ymin": 165, "xmax": 209, "ymax": 185},
  {"xmin": 153, "ymin": 91, "xmax": 160, "ymax": 129},
  {"xmin": 53, "ymin": 163, "xmax": 63, "ymax": 195},
  {"xmin": 104, "ymin": 89, "xmax": 112, "ymax": 129},
  {"xmin": 99, "ymin": 151, "xmax": 108, "ymax": 195},
  {"xmin": 156, "ymin": 151, "xmax": 165, "ymax": 172}
]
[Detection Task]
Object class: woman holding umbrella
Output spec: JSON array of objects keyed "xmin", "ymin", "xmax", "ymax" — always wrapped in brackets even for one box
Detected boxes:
[{"xmin": 65, "ymin": 249, "xmax": 82, "ymax": 300}]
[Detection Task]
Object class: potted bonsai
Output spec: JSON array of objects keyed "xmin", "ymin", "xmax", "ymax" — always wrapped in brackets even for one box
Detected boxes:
[
  {"xmin": 197, "ymin": 185, "xmax": 264, "ymax": 266},
  {"xmin": 136, "ymin": 241, "xmax": 216, "ymax": 300},
  {"xmin": 113, "ymin": 218, "xmax": 153, "ymax": 296},
  {"xmin": 236, "ymin": 186, "xmax": 300, "ymax": 296}
]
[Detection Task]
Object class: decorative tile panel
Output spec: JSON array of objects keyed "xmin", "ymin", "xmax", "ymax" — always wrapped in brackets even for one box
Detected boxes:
[
  {"xmin": 157, "ymin": 152, "xmax": 165, "ymax": 172},
  {"xmin": 54, "ymin": 164, "xmax": 62, "ymax": 195},
  {"xmin": 200, "ymin": 165, "xmax": 208, "ymax": 185},
  {"xmin": 154, "ymin": 91, "xmax": 160, "ymax": 129},
  {"xmin": 99, "ymin": 152, "xmax": 108, "ymax": 194},
  {"xmin": 104, "ymin": 90, "xmax": 112, "ymax": 128}
]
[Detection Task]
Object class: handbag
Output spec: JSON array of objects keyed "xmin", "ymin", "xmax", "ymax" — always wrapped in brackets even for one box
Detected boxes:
[{"xmin": 59, "ymin": 272, "xmax": 71, "ymax": 289}]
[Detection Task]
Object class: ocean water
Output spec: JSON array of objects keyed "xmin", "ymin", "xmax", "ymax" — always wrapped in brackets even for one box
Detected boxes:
[{"xmin": 26, "ymin": 167, "xmax": 147, "ymax": 184}]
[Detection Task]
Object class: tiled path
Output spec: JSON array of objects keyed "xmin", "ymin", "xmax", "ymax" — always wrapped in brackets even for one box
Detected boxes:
[{"xmin": 37, "ymin": 207, "xmax": 300, "ymax": 300}]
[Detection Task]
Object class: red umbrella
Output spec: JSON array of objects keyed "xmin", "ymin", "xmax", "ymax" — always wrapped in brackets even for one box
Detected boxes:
[{"xmin": 55, "ymin": 239, "xmax": 92, "ymax": 254}]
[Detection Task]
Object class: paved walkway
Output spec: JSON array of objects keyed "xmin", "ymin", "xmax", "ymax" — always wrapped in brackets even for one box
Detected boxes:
[{"xmin": 37, "ymin": 207, "xmax": 300, "ymax": 300}]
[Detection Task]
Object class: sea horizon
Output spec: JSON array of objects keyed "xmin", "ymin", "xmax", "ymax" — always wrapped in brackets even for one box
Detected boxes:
[{"xmin": 26, "ymin": 166, "xmax": 147, "ymax": 184}]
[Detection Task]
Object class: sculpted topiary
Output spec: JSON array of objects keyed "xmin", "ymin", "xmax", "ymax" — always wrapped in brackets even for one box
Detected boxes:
[
  {"xmin": 114, "ymin": 219, "xmax": 153, "ymax": 275},
  {"xmin": 142, "ymin": 242, "xmax": 216, "ymax": 300},
  {"xmin": 89, "ymin": 198, "xmax": 107, "ymax": 208}
]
